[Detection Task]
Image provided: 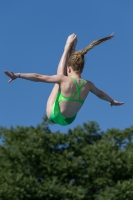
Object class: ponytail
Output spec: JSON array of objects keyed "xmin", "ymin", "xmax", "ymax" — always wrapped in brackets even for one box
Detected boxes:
[
  {"xmin": 81, "ymin": 34, "xmax": 114, "ymax": 55},
  {"xmin": 68, "ymin": 34, "xmax": 114, "ymax": 74}
]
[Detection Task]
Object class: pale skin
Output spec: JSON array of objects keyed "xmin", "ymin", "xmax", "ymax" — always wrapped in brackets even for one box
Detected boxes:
[{"xmin": 4, "ymin": 33, "xmax": 124, "ymax": 120}]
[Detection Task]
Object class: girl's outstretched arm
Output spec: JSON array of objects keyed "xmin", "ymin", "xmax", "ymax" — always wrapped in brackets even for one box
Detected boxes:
[
  {"xmin": 4, "ymin": 70, "xmax": 64, "ymax": 84},
  {"xmin": 4, "ymin": 34, "xmax": 77, "ymax": 83},
  {"xmin": 89, "ymin": 81, "xmax": 125, "ymax": 106}
]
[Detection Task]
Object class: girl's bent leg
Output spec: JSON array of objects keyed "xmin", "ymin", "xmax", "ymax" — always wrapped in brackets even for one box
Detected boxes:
[
  {"xmin": 46, "ymin": 34, "xmax": 77, "ymax": 118},
  {"xmin": 46, "ymin": 50, "xmax": 69, "ymax": 118}
]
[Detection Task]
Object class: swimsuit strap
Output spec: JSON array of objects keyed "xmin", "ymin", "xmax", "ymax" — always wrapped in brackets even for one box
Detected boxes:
[
  {"xmin": 58, "ymin": 77, "xmax": 86, "ymax": 103},
  {"xmin": 70, "ymin": 77, "xmax": 85, "ymax": 102}
]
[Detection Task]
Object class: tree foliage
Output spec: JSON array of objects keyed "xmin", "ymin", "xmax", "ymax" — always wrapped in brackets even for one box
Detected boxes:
[{"xmin": 0, "ymin": 117, "xmax": 133, "ymax": 200}]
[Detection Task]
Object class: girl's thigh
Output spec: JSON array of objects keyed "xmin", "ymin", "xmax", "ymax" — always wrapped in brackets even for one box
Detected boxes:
[{"xmin": 46, "ymin": 84, "xmax": 59, "ymax": 118}]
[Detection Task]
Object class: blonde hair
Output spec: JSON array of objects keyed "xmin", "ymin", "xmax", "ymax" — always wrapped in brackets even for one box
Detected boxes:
[{"xmin": 68, "ymin": 34, "xmax": 114, "ymax": 74}]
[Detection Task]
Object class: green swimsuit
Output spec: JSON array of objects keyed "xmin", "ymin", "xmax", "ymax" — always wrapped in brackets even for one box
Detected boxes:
[{"xmin": 49, "ymin": 77, "xmax": 86, "ymax": 126}]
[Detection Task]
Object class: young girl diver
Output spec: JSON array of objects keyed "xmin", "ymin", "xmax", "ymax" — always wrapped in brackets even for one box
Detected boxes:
[{"xmin": 4, "ymin": 33, "xmax": 124, "ymax": 126}]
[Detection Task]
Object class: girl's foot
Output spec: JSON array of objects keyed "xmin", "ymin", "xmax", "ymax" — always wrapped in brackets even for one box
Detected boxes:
[{"xmin": 64, "ymin": 33, "xmax": 77, "ymax": 52}]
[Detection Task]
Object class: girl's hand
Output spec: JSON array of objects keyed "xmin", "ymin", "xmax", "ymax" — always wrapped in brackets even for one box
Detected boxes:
[
  {"xmin": 4, "ymin": 70, "xmax": 18, "ymax": 83},
  {"xmin": 110, "ymin": 100, "xmax": 125, "ymax": 106}
]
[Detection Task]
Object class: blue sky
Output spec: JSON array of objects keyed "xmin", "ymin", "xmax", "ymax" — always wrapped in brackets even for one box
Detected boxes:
[{"xmin": 1, "ymin": 1, "xmax": 133, "ymax": 133}]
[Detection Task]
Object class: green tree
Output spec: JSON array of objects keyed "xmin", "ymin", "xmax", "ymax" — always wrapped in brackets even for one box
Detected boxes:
[{"xmin": 0, "ymin": 118, "xmax": 133, "ymax": 200}]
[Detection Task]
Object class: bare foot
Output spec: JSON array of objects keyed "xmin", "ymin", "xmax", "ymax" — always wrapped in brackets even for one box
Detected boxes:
[{"xmin": 64, "ymin": 33, "xmax": 77, "ymax": 52}]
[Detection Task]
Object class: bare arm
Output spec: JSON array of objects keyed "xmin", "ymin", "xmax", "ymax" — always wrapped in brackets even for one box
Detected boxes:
[
  {"xmin": 89, "ymin": 81, "xmax": 124, "ymax": 106},
  {"xmin": 4, "ymin": 70, "xmax": 64, "ymax": 84},
  {"xmin": 4, "ymin": 34, "xmax": 77, "ymax": 84}
]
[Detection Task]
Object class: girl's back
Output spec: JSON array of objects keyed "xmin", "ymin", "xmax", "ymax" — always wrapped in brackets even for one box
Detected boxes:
[{"xmin": 59, "ymin": 76, "xmax": 90, "ymax": 118}]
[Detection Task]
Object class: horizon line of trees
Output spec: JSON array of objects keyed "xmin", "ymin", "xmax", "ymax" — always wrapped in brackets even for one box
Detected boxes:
[{"xmin": 0, "ymin": 116, "xmax": 133, "ymax": 200}]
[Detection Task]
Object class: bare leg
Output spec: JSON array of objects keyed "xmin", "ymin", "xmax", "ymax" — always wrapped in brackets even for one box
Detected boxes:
[
  {"xmin": 57, "ymin": 35, "xmax": 78, "ymax": 76},
  {"xmin": 69, "ymin": 37, "xmax": 78, "ymax": 57},
  {"xmin": 46, "ymin": 34, "xmax": 77, "ymax": 118},
  {"xmin": 46, "ymin": 50, "xmax": 69, "ymax": 118}
]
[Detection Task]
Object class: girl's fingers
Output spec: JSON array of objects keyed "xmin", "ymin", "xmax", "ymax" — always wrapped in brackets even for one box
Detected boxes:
[
  {"xmin": 8, "ymin": 79, "xmax": 12, "ymax": 83},
  {"xmin": 4, "ymin": 70, "xmax": 11, "ymax": 77},
  {"xmin": 117, "ymin": 102, "xmax": 124, "ymax": 105},
  {"xmin": 4, "ymin": 70, "xmax": 15, "ymax": 83},
  {"xmin": 120, "ymin": 102, "xmax": 125, "ymax": 105},
  {"xmin": 4, "ymin": 70, "xmax": 8, "ymax": 75},
  {"xmin": 109, "ymin": 101, "xmax": 124, "ymax": 106}
]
